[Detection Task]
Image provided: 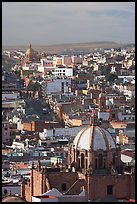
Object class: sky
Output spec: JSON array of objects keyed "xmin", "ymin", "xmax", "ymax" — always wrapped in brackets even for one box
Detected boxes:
[{"xmin": 2, "ymin": 2, "xmax": 135, "ymax": 46}]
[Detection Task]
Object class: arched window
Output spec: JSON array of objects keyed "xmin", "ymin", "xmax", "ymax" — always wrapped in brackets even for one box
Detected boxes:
[
  {"xmin": 3, "ymin": 189, "xmax": 8, "ymax": 195},
  {"xmin": 76, "ymin": 150, "xmax": 80, "ymax": 156},
  {"xmin": 61, "ymin": 183, "xmax": 66, "ymax": 191},
  {"xmin": 81, "ymin": 153, "xmax": 84, "ymax": 169},
  {"xmin": 98, "ymin": 153, "xmax": 103, "ymax": 169}
]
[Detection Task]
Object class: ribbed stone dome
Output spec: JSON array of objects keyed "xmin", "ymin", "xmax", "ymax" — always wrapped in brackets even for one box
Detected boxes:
[{"xmin": 73, "ymin": 125, "xmax": 116, "ymax": 151}]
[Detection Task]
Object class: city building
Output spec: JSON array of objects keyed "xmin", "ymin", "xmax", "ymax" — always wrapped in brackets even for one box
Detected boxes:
[
  {"xmin": 46, "ymin": 78, "xmax": 71, "ymax": 95},
  {"xmin": 51, "ymin": 66, "xmax": 73, "ymax": 77}
]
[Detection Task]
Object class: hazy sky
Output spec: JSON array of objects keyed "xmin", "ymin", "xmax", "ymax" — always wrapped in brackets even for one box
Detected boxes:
[{"xmin": 2, "ymin": 2, "xmax": 135, "ymax": 46}]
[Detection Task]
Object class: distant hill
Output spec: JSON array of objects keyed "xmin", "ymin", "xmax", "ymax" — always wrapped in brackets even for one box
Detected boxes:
[{"xmin": 2, "ymin": 41, "xmax": 134, "ymax": 54}]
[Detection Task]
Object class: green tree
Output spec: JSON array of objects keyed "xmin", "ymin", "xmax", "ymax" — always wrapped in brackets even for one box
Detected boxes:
[
  {"xmin": 27, "ymin": 80, "xmax": 34, "ymax": 91},
  {"xmin": 27, "ymin": 80, "xmax": 40, "ymax": 91},
  {"xmin": 103, "ymin": 65, "xmax": 111, "ymax": 75},
  {"xmin": 33, "ymin": 82, "xmax": 40, "ymax": 92},
  {"xmin": 105, "ymin": 73, "xmax": 118, "ymax": 83}
]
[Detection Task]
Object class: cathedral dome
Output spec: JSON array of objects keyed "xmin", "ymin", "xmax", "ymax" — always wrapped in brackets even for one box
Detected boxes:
[
  {"xmin": 2, "ymin": 196, "xmax": 26, "ymax": 202},
  {"xmin": 73, "ymin": 125, "xmax": 116, "ymax": 151}
]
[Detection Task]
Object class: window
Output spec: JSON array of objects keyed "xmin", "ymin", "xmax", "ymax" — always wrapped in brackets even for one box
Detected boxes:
[
  {"xmin": 78, "ymin": 158, "xmax": 80, "ymax": 169},
  {"xmin": 98, "ymin": 153, "xmax": 103, "ymax": 169},
  {"xmin": 85, "ymin": 159, "xmax": 88, "ymax": 169},
  {"xmin": 107, "ymin": 185, "xmax": 113, "ymax": 195},
  {"xmin": 76, "ymin": 150, "xmax": 80, "ymax": 156},
  {"xmin": 81, "ymin": 153, "xmax": 84, "ymax": 169},
  {"xmin": 3, "ymin": 189, "xmax": 8, "ymax": 195},
  {"xmin": 85, "ymin": 150, "xmax": 88, "ymax": 156},
  {"xmin": 95, "ymin": 158, "xmax": 97, "ymax": 169},
  {"xmin": 61, "ymin": 183, "xmax": 66, "ymax": 191},
  {"xmin": 112, "ymin": 153, "xmax": 115, "ymax": 165},
  {"xmin": 112, "ymin": 113, "xmax": 115, "ymax": 120},
  {"xmin": 103, "ymin": 159, "xmax": 106, "ymax": 168}
]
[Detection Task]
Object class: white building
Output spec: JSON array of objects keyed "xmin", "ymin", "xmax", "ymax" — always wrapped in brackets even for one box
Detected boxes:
[
  {"xmin": 38, "ymin": 66, "xmax": 55, "ymax": 73},
  {"xmin": 51, "ymin": 67, "xmax": 73, "ymax": 77},
  {"xmin": 17, "ymin": 119, "xmax": 23, "ymax": 131},
  {"xmin": 38, "ymin": 59, "xmax": 55, "ymax": 73},
  {"xmin": 121, "ymin": 114, "xmax": 135, "ymax": 122},
  {"xmin": 46, "ymin": 78, "xmax": 71, "ymax": 95},
  {"xmin": 2, "ymin": 91, "xmax": 20, "ymax": 100}
]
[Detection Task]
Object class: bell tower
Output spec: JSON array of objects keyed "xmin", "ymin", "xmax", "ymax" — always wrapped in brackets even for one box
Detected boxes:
[{"xmin": 98, "ymin": 92, "xmax": 106, "ymax": 112}]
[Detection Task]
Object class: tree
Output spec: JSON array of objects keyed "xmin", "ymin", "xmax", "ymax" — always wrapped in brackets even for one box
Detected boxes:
[
  {"xmin": 105, "ymin": 73, "xmax": 118, "ymax": 83},
  {"xmin": 102, "ymin": 65, "xmax": 111, "ymax": 75},
  {"xmin": 27, "ymin": 80, "xmax": 34, "ymax": 91},
  {"xmin": 27, "ymin": 81, "xmax": 40, "ymax": 92},
  {"xmin": 33, "ymin": 82, "xmax": 40, "ymax": 92}
]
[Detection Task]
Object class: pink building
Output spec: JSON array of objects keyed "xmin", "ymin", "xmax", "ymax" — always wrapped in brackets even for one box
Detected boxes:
[
  {"xmin": 53, "ymin": 56, "xmax": 83, "ymax": 67},
  {"xmin": 72, "ymin": 56, "xmax": 83, "ymax": 64}
]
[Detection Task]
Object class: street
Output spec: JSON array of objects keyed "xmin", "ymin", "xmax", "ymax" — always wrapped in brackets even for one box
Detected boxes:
[{"xmin": 25, "ymin": 98, "xmax": 55, "ymax": 121}]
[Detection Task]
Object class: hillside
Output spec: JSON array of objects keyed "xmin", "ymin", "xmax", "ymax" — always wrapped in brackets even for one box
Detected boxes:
[{"xmin": 2, "ymin": 41, "xmax": 130, "ymax": 53}]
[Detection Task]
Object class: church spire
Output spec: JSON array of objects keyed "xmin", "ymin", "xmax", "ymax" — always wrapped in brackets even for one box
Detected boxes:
[{"xmin": 29, "ymin": 43, "xmax": 31, "ymax": 50}]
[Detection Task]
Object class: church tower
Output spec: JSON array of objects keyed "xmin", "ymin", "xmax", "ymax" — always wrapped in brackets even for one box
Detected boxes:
[{"xmin": 98, "ymin": 92, "xmax": 106, "ymax": 112}]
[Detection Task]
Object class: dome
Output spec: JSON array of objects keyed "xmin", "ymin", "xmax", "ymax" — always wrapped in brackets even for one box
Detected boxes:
[
  {"xmin": 2, "ymin": 196, "xmax": 26, "ymax": 202},
  {"xmin": 73, "ymin": 125, "xmax": 116, "ymax": 151}
]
